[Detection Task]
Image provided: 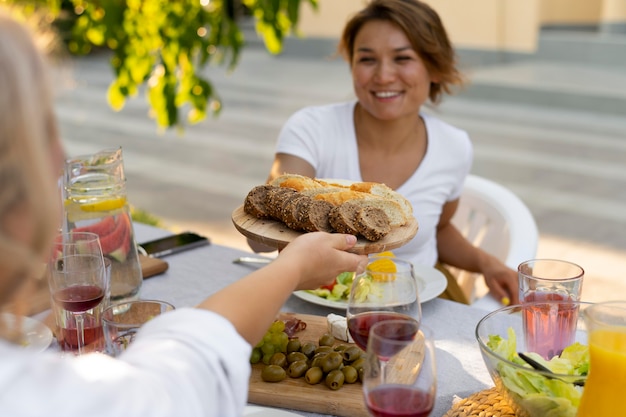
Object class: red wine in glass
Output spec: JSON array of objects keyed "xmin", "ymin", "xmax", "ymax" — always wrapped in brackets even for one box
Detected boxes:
[
  {"xmin": 53, "ymin": 284, "xmax": 105, "ymax": 312},
  {"xmin": 366, "ymin": 385, "xmax": 434, "ymax": 417},
  {"xmin": 347, "ymin": 311, "xmax": 418, "ymax": 351}
]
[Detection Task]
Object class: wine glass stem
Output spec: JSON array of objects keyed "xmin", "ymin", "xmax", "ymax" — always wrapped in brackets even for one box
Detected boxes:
[{"xmin": 74, "ymin": 313, "xmax": 85, "ymax": 355}]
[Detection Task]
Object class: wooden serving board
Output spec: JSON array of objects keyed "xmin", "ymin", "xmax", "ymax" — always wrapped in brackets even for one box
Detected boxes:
[
  {"xmin": 232, "ymin": 205, "xmax": 419, "ymax": 255},
  {"xmin": 249, "ymin": 313, "xmax": 369, "ymax": 417}
]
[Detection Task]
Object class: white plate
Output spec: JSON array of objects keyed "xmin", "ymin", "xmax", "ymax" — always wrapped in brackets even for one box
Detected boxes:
[
  {"xmin": 293, "ymin": 264, "xmax": 447, "ymax": 310},
  {"xmin": 243, "ymin": 405, "xmax": 304, "ymax": 417},
  {"xmin": 0, "ymin": 313, "xmax": 53, "ymax": 352}
]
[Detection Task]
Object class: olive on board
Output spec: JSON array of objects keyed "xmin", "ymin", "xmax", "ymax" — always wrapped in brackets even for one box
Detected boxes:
[
  {"xmin": 350, "ymin": 357, "xmax": 366, "ymax": 372},
  {"xmin": 342, "ymin": 346, "xmax": 362, "ymax": 362},
  {"xmin": 341, "ymin": 366, "xmax": 358, "ymax": 384},
  {"xmin": 287, "ymin": 360, "xmax": 309, "ymax": 378},
  {"xmin": 304, "ymin": 366, "xmax": 323, "ymax": 385},
  {"xmin": 315, "ymin": 345, "xmax": 333, "ymax": 355},
  {"xmin": 319, "ymin": 333, "xmax": 336, "ymax": 347},
  {"xmin": 269, "ymin": 352, "xmax": 287, "ymax": 368},
  {"xmin": 300, "ymin": 342, "xmax": 317, "ymax": 358},
  {"xmin": 310, "ymin": 353, "xmax": 327, "ymax": 369},
  {"xmin": 287, "ymin": 351, "xmax": 308, "ymax": 364},
  {"xmin": 261, "ymin": 365, "xmax": 287, "ymax": 383},
  {"xmin": 333, "ymin": 344, "xmax": 348, "ymax": 352},
  {"xmin": 325, "ymin": 369, "xmax": 345, "ymax": 390},
  {"xmin": 321, "ymin": 352, "xmax": 344, "ymax": 373},
  {"xmin": 286, "ymin": 338, "xmax": 301, "ymax": 354}
]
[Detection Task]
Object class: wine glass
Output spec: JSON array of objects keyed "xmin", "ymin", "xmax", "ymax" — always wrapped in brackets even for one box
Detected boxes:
[
  {"xmin": 48, "ymin": 232, "xmax": 109, "ymax": 354},
  {"xmin": 346, "ymin": 257, "xmax": 422, "ymax": 351},
  {"xmin": 364, "ymin": 320, "xmax": 437, "ymax": 417}
]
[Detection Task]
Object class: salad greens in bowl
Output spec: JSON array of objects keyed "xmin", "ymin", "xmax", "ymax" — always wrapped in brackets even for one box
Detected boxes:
[{"xmin": 475, "ymin": 302, "xmax": 592, "ymax": 417}]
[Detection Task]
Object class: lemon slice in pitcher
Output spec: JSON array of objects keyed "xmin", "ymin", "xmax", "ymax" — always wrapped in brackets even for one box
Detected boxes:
[{"xmin": 79, "ymin": 196, "xmax": 127, "ymax": 212}]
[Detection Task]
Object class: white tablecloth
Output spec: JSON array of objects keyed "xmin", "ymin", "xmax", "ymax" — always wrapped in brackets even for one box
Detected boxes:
[{"xmin": 135, "ymin": 224, "xmax": 494, "ymax": 417}]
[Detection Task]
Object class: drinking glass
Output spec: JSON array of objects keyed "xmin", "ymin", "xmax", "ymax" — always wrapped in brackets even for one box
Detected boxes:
[
  {"xmin": 103, "ymin": 300, "xmax": 175, "ymax": 357},
  {"xmin": 347, "ymin": 257, "xmax": 422, "ymax": 351},
  {"xmin": 48, "ymin": 252, "xmax": 110, "ymax": 355},
  {"xmin": 577, "ymin": 301, "xmax": 626, "ymax": 417},
  {"xmin": 518, "ymin": 259, "xmax": 584, "ymax": 359},
  {"xmin": 364, "ymin": 321, "xmax": 436, "ymax": 417}
]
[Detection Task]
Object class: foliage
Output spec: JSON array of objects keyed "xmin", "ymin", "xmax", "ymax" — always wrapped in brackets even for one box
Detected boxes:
[{"xmin": 3, "ymin": 0, "xmax": 317, "ymax": 130}]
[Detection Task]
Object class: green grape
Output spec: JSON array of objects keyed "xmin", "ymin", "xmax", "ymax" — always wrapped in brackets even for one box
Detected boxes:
[
  {"xmin": 250, "ymin": 347, "xmax": 262, "ymax": 364},
  {"xmin": 269, "ymin": 320, "xmax": 286, "ymax": 334},
  {"xmin": 261, "ymin": 342, "xmax": 275, "ymax": 356}
]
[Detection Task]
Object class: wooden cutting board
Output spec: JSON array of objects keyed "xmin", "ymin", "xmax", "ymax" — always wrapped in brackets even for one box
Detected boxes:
[
  {"xmin": 232, "ymin": 205, "xmax": 419, "ymax": 255},
  {"xmin": 248, "ymin": 313, "xmax": 369, "ymax": 417}
]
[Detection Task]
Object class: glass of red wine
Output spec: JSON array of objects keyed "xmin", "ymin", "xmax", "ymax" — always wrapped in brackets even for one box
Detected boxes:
[
  {"xmin": 48, "ymin": 232, "xmax": 109, "ymax": 354},
  {"xmin": 346, "ymin": 257, "xmax": 422, "ymax": 352},
  {"xmin": 364, "ymin": 321, "xmax": 437, "ymax": 417}
]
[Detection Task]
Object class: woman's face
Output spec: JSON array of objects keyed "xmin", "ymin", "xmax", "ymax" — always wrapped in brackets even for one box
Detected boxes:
[{"xmin": 351, "ymin": 20, "xmax": 435, "ymax": 121}]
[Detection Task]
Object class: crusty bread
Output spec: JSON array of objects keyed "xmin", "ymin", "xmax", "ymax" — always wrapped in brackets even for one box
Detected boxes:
[
  {"xmin": 270, "ymin": 174, "xmax": 323, "ymax": 191},
  {"xmin": 314, "ymin": 191, "xmax": 407, "ymax": 227},
  {"xmin": 244, "ymin": 174, "xmax": 416, "ymax": 241},
  {"xmin": 354, "ymin": 206, "xmax": 391, "ymax": 241},
  {"xmin": 350, "ymin": 182, "xmax": 413, "ymax": 221}
]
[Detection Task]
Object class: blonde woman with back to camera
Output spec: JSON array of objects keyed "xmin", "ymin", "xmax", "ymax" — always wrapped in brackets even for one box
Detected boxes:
[
  {"xmin": 263, "ymin": 0, "xmax": 519, "ymax": 305},
  {"xmin": 0, "ymin": 11, "xmax": 366, "ymax": 417}
]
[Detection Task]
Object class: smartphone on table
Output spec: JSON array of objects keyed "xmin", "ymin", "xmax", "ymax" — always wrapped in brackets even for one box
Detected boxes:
[{"xmin": 138, "ymin": 232, "xmax": 210, "ymax": 258}]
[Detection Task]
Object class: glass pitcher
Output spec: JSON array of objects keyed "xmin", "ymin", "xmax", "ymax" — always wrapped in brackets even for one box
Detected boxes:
[
  {"xmin": 63, "ymin": 147, "xmax": 142, "ymax": 305},
  {"xmin": 577, "ymin": 301, "xmax": 626, "ymax": 417}
]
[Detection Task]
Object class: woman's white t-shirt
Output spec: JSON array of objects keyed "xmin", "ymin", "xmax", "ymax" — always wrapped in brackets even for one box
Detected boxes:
[{"xmin": 275, "ymin": 101, "xmax": 473, "ymax": 267}]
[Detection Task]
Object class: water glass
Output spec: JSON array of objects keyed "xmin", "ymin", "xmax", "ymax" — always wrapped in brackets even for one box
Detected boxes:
[
  {"xmin": 518, "ymin": 259, "xmax": 584, "ymax": 359},
  {"xmin": 103, "ymin": 300, "xmax": 175, "ymax": 356}
]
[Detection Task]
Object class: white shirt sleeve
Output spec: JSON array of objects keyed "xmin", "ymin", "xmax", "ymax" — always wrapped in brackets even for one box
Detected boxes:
[{"xmin": 0, "ymin": 308, "xmax": 251, "ymax": 417}]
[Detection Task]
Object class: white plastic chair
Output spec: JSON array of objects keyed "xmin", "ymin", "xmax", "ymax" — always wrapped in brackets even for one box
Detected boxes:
[{"xmin": 448, "ymin": 174, "xmax": 539, "ymax": 309}]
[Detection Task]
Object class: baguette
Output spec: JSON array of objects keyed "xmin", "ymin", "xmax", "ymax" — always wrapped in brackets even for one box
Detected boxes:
[{"xmin": 349, "ymin": 182, "xmax": 413, "ymax": 221}]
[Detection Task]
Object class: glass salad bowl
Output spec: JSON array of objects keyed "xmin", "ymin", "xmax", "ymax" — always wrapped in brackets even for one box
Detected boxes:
[{"xmin": 475, "ymin": 301, "xmax": 592, "ymax": 417}]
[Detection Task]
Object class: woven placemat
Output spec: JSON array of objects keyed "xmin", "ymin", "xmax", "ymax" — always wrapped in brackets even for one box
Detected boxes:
[{"xmin": 443, "ymin": 387, "xmax": 517, "ymax": 417}]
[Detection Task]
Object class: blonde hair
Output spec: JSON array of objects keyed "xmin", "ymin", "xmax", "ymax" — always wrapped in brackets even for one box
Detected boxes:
[{"xmin": 0, "ymin": 10, "xmax": 60, "ymax": 337}]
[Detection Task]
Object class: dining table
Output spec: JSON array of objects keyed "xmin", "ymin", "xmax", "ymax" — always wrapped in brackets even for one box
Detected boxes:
[
  {"xmin": 122, "ymin": 223, "xmax": 495, "ymax": 417},
  {"xmin": 34, "ymin": 223, "xmax": 495, "ymax": 416}
]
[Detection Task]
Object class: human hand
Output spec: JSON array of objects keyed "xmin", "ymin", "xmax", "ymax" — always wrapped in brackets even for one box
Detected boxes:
[
  {"xmin": 277, "ymin": 232, "xmax": 367, "ymax": 291},
  {"xmin": 481, "ymin": 258, "xmax": 519, "ymax": 305}
]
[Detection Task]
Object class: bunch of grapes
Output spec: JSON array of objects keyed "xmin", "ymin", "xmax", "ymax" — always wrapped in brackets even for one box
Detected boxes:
[{"xmin": 250, "ymin": 320, "xmax": 290, "ymax": 365}]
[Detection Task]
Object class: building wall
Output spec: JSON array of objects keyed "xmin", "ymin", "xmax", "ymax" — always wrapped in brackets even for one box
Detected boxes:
[{"xmin": 294, "ymin": 0, "xmax": 623, "ymax": 55}]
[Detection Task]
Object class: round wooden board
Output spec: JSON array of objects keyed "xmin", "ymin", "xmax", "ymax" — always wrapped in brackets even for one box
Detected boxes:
[{"xmin": 231, "ymin": 205, "xmax": 418, "ymax": 255}]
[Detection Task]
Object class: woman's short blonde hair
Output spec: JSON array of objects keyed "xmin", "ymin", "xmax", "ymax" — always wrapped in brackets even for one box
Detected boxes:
[
  {"xmin": 0, "ymin": 11, "xmax": 60, "ymax": 316},
  {"xmin": 338, "ymin": 0, "xmax": 464, "ymax": 104}
]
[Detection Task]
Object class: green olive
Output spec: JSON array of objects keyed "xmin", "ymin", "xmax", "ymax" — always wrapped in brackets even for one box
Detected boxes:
[
  {"xmin": 304, "ymin": 366, "xmax": 323, "ymax": 385},
  {"xmin": 321, "ymin": 351, "xmax": 344, "ymax": 373},
  {"xmin": 342, "ymin": 346, "xmax": 362, "ymax": 362},
  {"xmin": 261, "ymin": 365, "xmax": 287, "ymax": 382},
  {"xmin": 319, "ymin": 333, "xmax": 336, "ymax": 347},
  {"xmin": 300, "ymin": 342, "xmax": 317, "ymax": 358},
  {"xmin": 315, "ymin": 345, "xmax": 333, "ymax": 355},
  {"xmin": 269, "ymin": 352, "xmax": 287, "ymax": 368},
  {"xmin": 358, "ymin": 366, "xmax": 364, "ymax": 383},
  {"xmin": 325, "ymin": 369, "xmax": 345, "ymax": 390},
  {"xmin": 286, "ymin": 338, "xmax": 302, "ymax": 354},
  {"xmin": 287, "ymin": 351, "xmax": 308, "ymax": 364},
  {"xmin": 333, "ymin": 344, "xmax": 348, "ymax": 352},
  {"xmin": 310, "ymin": 353, "xmax": 327, "ymax": 369},
  {"xmin": 287, "ymin": 360, "xmax": 309, "ymax": 378},
  {"xmin": 250, "ymin": 347, "xmax": 262, "ymax": 364},
  {"xmin": 341, "ymin": 366, "xmax": 358, "ymax": 384},
  {"xmin": 350, "ymin": 357, "xmax": 366, "ymax": 371}
]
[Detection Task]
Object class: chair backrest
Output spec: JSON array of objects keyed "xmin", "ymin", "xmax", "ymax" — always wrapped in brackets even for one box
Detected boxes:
[{"xmin": 450, "ymin": 174, "xmax": 539, "ymax": 302}]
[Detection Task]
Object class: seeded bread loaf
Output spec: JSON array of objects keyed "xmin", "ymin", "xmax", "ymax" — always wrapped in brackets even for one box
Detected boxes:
[
  {"xmin": 296, "ymin": 199, "xmax": 334, "ymax": 233},
  {"xmin": 265, "ymin": 186, "xmax": 298, "ymax": 220},
  {"xmin": 328, "ymin": 202, "xmax": 360, "ymax": 235},
  {"xmin": 243, "ymin": 184, "xmax": 274, "ymax": 219},
  {"xmin": 354, "ymin": 206, "xmax": 391, "ymax": 241}
]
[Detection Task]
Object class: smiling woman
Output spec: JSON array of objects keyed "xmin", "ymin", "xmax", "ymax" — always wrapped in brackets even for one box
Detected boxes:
[{"xmin": 260, "ymin": 0, "xmax": 521, "ymax": 306}]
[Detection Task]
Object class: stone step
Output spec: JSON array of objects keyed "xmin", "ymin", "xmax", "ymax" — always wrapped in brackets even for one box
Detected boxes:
[{"xmin": 536, "ymin": 30, "xmax": 626, "ymax": 67}]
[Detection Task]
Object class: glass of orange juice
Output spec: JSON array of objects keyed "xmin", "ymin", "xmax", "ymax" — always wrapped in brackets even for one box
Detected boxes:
[{"xmin": 577, "ymin": 301, "xmax": 626, "ymax": 417}]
